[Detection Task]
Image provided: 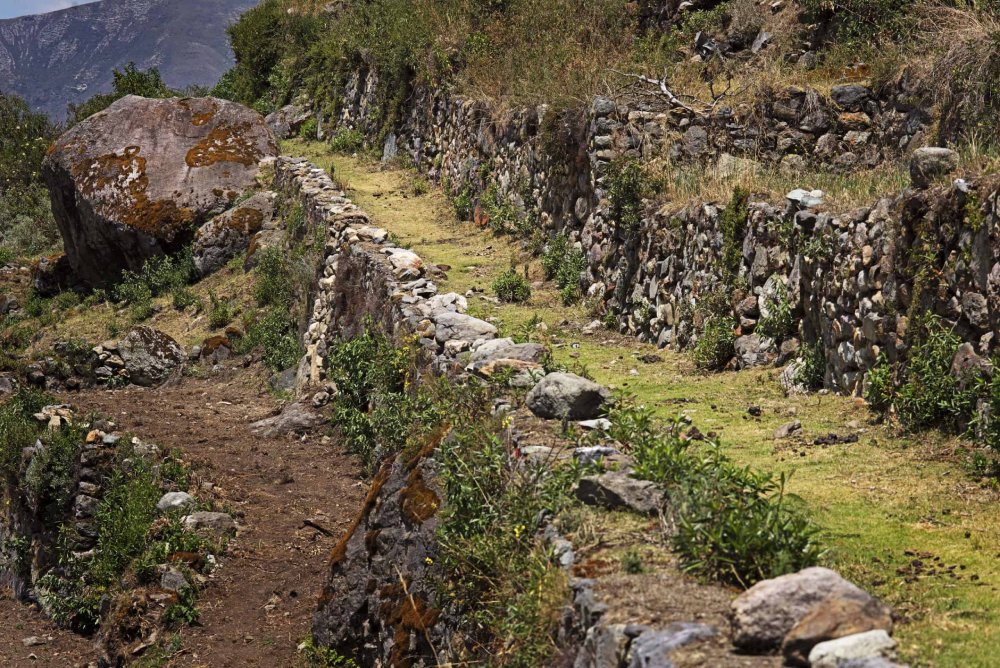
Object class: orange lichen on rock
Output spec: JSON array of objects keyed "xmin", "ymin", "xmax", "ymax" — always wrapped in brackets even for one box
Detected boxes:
[
  {"xmin": 186, "ymin": 123, "xmax": 267, "ymax": 168},
  {"xmin": 401, "ymin": 468, "xmax": 440, "ymax": 525},
  {"xmin": 71, "ymin": 147, "xmax": 195, "ymax": 239}
]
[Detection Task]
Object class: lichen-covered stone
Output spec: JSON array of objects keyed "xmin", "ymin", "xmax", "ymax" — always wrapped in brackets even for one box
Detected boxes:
[
  {"xmin": 42, "ymin": 95, "xmax": 278, "ymax": 286},
  {"xmin": 193, "ymin": 191, "xmax": 277, "ymax": 276},
  {"xmin": 118, "ymin": 326, "xmax": 185, "ymax": 387}
]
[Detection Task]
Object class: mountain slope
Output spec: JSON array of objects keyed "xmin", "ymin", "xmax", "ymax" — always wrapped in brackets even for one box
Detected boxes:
[{"xmin": 0, "ymin": 0, "xmax": 259, "ymax": 120}]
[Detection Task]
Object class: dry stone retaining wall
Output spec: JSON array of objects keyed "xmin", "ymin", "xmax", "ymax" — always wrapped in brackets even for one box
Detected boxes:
[{"xmin": 325, "ymin": 70, "xmax": 1000, "ymax": 396}]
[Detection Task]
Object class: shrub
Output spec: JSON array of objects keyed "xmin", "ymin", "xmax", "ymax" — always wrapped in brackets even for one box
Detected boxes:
[
  {"xmin": 720, "ymin": 187, "xmax": 749, "ymax": 283},
  {"xmin": 542, "ymin": 234, "xmax": 587, "ymax": 304},
  {"xmin": 864, "ymin": 353, "xmax": 894, "ymax": 414},
  {"xmin": 299, "ymin": 117, "xmax": 319, "ymax": 140},
  {"xmin": 794, "ymin": 340, "xmax": 826, "ymax": 391},
  {"xmin": 895, "ymin": 315, "xmax": 978, "ymax": 431},
  {"xmin": 67, "ymin": 63, "xmax": 174, "ymax": 126},
  {"xmin": 608, "ymin": 402, "xmax": 823, "ymax": 588},
  {"xmin": 482, "ymin": 183, "xmax": 520, "ymax": 235},
  {"xmin": 607, "ymin": 159, "xmax": 647, "ymax": 239},
  {"xmin": 328, "ymin": 128, "xmax": 365, "ymax": 153},
  {"xmin": 112, "ymin": 251, "xmax": 195, "ymax": 322},
  {"xmin": 452, "ymin": 186, "xmax": 474, "ymax": 221},
  {"xmin": 238, "ymin": 308, "xmax": 303, "ymax": 371},
  {"xmin": 756, "ymin": 278, "xmax": 796, "ymax": 340},
  {"xmin": 253, "ymin": 246, "xmax": 294, "ymax": 307},
  {"xmin": 492, "ymin": 267, "xmax": 531, "ymax": 303},
  {"xmin": 208, "ymin": 291, "xmax": 235, "ymax": 329},
  {"xmin": 692, "ymin": 292, "xmax": 735, "ymax": 371}
]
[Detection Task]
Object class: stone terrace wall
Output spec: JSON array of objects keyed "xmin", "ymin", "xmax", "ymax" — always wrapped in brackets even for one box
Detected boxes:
[{"xmin": 325, "ymin": 71, "xmax": 1000, "ymax": 397}]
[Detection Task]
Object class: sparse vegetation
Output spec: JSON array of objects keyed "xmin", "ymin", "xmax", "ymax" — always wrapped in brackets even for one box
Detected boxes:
[
  {"xmin": 608, "ymin": 402, "xmax": 823, "ymax": 587},
  {"xmin": 492, "ymin": 267, "xmax": 531, "ymax": 303}
]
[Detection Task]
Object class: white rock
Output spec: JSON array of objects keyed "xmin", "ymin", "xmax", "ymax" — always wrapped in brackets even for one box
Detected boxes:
[
  {"xmin": 157, "ymin": 491, "xmax": 194, "ymax": 512},
  {"xmin": 808, "ymin": 630, "xmax": 897, "ymax": 668}
]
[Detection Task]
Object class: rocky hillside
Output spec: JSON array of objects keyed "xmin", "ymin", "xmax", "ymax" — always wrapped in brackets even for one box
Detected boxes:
[{"xmin": 0, "ymin": 0, "xmax": 258, "ymax": 120}]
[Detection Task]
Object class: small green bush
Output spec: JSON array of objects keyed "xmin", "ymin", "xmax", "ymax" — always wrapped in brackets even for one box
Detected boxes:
[
  {"xmin": 608, "ymin": 402, "xmax": 823, "ymax": 588},
  {"xmin": 542, "ymin": 234, "xmax": 587, "ymax": 304},
  {"xmin": 720, "ymin": 188, "xmax": 749, "ymax": 283},
  {"xmin": 299, "ymin": 118, "xmax": 319, "ymax": 140},
  {"xmin": 607, "ymin": 159, "xmax": 647, "ymax": 239},
  {"xmin": 253, "ymin": 246, "xmax": 294, "ymax": 307},
  {"xmin": 864, "ymin": 353, "xmax": 894, "ymax": 414},
  {"xmin": 452, "ymin": 186, "xmax": 474, "ymax": 221},
  {"xmin": 238, "ymin": 308, "xmax": 303, "ymax": 371},
  {"xmin": 895, "ymin": 316, "xmax": 978, "ymax": 431},
  {"xmin": 328, "ymin": 128, "xmax": 365, "ymax": 153},
  {"xmin": 693, "ymin": 292, "xmax": 735, "ymax": 372},
  {"xmin": 492, "ymin": 267, "xmax": 531, "ymax": 303},
  {"xmin": 794, "ymin": 340, "xmax": 826, "ymax": 390},
  {"xmin": 756, "ymin": 279, "xmax": 796, "ymax": 341},
  {"xmin": 112, "ymin": 251, "xmax": 195, "ymax": 322},
  {"xmin": 482, "ymin": 183, "xmax": 520, "ymax": 235},
  {"xmin": 208, "ymin": 291, "xmax": 235, "ymax": 329}
]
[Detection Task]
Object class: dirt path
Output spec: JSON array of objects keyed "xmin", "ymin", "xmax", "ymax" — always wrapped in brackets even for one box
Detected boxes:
[{"xmin": 63, "ymin": 363, "xmax": 363, "ymax": 667}]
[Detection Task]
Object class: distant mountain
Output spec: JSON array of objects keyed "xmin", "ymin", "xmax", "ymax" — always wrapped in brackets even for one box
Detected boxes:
[{"xmin": 0, "ymin": 0, "xmax": 259, "ymax": 121}]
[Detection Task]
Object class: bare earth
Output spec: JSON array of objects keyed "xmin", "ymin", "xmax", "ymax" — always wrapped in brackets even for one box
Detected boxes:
[{"xmin": 0, "ymin": 362, "xmax": 363, "ymax": 667}]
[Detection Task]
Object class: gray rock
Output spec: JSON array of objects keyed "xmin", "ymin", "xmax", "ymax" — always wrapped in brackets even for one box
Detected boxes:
[
  {"xmin": 118, "ymin": 327, "xmax": 185, "ymax": 387},
  {"xmin": 838, "ymin": 658, "xmax": 907, "ymax": 668},
  {"xmin": 157, "ymin": 491, "xmax": 194, "ymax": 513},
  {"xmin": 952, "ymin": 342, "xmax": 992, "ymax": 381},
  {"xmin": 627, "ymin": 623, "xmax": 717, "ymax": 668},
  {"xmin": 961, "ymin": 291, "xmax": 989, "ymax": 328},
  {"xmin": 182, "ymin": 511, "xmax": 237, "ymax": 537},
  {"xmin": 42, "ymin": 95, "xmax": 278, "ymax": 287},
  {"xmin": 193, "ymin": 192, "xmax": 277, "ymax": 276},
  {"xmin": 526, "ymin": 372, "xmax": 611, "ymax": 420},
  {"xmin": 433, "ymin": 311, "xmax": 498, "ymax": 345},
  {"xmin": 808, "ymin": 630, "xmax": 897, "ymax": 668},
  {"xmin": 574, "ymin": 624, "xmax": 631, "ymax": 668},
  {"xmin": 910, "ymin": 147, "xmax": 959, "ymax": 188},
  {"xmin": 0, "ymin": 375, "xmax": 14, "ymax": 396},
  {"xmin": 469, "ymin": 337, "xmax": 547, "ymax": 364},
  {"xmin": 575, "ymin": 471, "xmax": 664, "ymax": 515},
  {"xmin": 159, "ymin": 566, "xmax": 190, "ymax": 593},
  {"xmin": 787, "ymin": 189, "xmax": 825, "ymax": 210},
  {"xmin": 735, "ymin": 334, "xmax": 777, "ymax": 368},
  {"xmin": 264, "ymin": 104, "xmax": 311, "ymax": 139},
  {"xmin": 681, "ymin": 126, "xmax": 709, "ymax": 157},
  {"xmin": 731, "ymin": 567, "xmax": 880, "ymax": 652},
  {"xmin": 250, "ymin": 402, "xmax": 324, "ymax": 437},
  {"xmin": 831, "ymin": 85, "xmax": 872, "ymax": 112},
  {"xmin": 775, "ymin": 420, "xmax": 802, "ymax": 439}
]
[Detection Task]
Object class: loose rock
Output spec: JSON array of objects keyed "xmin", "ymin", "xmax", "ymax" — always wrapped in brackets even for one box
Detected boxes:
[{"xmin": 526, "ymin": 372, "xmax": 612, "ymax": 420}]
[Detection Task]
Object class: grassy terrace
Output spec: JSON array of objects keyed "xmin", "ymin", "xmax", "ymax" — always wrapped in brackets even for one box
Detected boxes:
[{"xmin": 284, "ymin": 138, "xmax": 1000, "ymax": 667}]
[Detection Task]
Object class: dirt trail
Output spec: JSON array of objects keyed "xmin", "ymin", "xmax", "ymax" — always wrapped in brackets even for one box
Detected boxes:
[{"xmin": 43, "ymin": 363, "xmax": 362, "ymax": 667}]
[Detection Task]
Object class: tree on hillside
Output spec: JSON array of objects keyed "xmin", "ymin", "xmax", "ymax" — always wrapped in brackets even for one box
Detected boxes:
[
  {"xmin": 66, "ymin": 62, "xmax": 174, "ymax": 126},
  {"xmin": 212, "ymin": 0, "xmax": 321, "ymax": 114}
]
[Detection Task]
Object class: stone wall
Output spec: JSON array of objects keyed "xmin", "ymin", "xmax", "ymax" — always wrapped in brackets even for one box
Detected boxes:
[{"xmin": 323, "ymin": 69, "xmax": 1000, "ymax": 397}]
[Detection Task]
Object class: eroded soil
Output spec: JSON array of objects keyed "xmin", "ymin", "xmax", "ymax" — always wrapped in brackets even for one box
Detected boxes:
[{"xmin": 0, "ymin": 361, "xmax": 362, "ymax": 667}]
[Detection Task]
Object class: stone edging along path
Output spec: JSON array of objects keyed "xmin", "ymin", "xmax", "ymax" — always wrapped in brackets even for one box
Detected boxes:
[{"xmin": 272, "ymin": 155, "xmax": 908, "ymax": 667}]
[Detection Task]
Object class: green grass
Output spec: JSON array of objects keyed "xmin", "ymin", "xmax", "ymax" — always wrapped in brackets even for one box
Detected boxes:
[{"xmin": 278, "ymin": 138, "xmax": 1000, "ymax": 667}]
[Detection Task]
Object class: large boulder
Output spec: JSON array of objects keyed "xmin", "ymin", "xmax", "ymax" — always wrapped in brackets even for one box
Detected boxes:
[
  {"xmin": 526, "ymin": 372, "xmax": 612, "ymax": 420},
  {"xmin": 730, "ymin": 567, "xmax": 888, "ymax": 653},
  {"xmin": 43, "ymin": 95, "xmax": 278, "ymax": 287},
  {"xmin": 118, "ymin": 327, "xmax": 185, "ymax": 387},
  {"xmin": 192, "ymin": 191, "xmax": 277, "ymax": 276}
]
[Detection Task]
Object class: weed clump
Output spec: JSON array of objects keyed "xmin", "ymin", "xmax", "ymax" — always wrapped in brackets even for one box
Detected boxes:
[
  {"xmin": 542, "ymin": 233, "xmax": 587, "ymax": 304},
  {"xmin": 113, "ymin": 251, "xmax": 195, "ymax": 323},
  {"xmin": 607, "ymin": 403, "xmax": 823, "ymax": 588},
  {"xmin": 329, "ymin": 129, "xmax": 365, "ymax": 154},
  {"xmin": 492, "ymin": 267, "xmax": 531, "ymax": 304}
]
